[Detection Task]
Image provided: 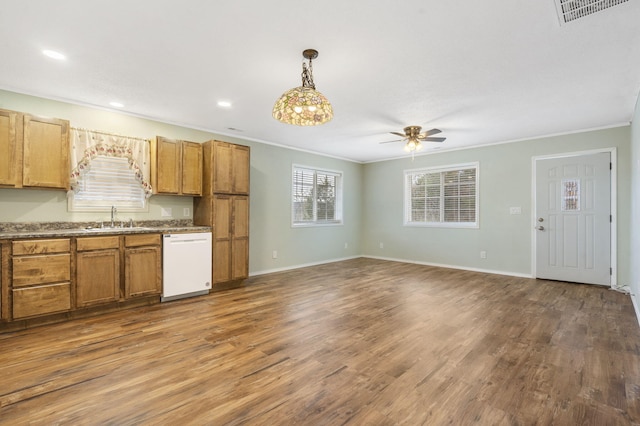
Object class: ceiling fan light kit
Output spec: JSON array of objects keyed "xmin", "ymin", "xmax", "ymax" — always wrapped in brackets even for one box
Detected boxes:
[
  {"xmin": 272, "ymin": 49, "xmax": 333, "ymax": 126},
  {"xmin": 381, "ymin": 125, "xmax": 446, "ymax": 155},
  {"xmin": 404, "ymin": 139, "xmax": 423, "ymax": 153}
]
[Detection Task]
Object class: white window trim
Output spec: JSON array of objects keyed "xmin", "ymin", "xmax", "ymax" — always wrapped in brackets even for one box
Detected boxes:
[
  {"xmin": 291, "ymin": 164, "xmax": 344, "ymax": 228},
  {"xmin": 404, "ymin": 162, "xmax": 479, "ymax": 228}
]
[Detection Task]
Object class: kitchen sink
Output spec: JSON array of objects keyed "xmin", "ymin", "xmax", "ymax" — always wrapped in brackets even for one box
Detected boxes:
[{"xmin": 82, "ymin": 226, "xmax": 154, "ymax": 233}]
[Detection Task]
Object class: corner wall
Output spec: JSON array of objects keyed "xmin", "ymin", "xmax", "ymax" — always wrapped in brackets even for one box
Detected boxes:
[
  {"xmin": 630, "ymin": 91, "xmax": 640, "ymax": 323},
  {"xmin": 362, "ymin": 126, "xmax": 632, "ymax": 284}
]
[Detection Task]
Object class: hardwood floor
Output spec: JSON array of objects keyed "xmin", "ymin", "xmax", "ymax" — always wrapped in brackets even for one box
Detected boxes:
[{"xmin": 1, "ymin": 258, "xmax": 639, "ymax": 425}]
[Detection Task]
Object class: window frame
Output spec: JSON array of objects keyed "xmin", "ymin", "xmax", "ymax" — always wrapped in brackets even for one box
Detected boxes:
[
  {"xmin": 291, "ymin": 164, "xmax": 344, "ymax": 227},
  {"xmin": 67, "ymin": 155, "xmax": 149, "ymax": 213},
  {"xmin": 404, "ymin": 162, "xmax": 479, "ymax": 228}
]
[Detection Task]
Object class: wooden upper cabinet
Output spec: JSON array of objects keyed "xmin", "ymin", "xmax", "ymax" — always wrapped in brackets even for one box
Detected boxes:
[
  {"xmin": 0, "ymin": 109, "xmax": 69, "ymax": 190},
  {"xmin": 152, "ymin": 136, "xmax": 180, "ymax": 194},
  {"xmin": 151, "ymin": 136, "xmax": 202, "ymax": 196},
  {"xmin": 0, "ymin": 109, "xmax": 22, "ymax": 187},
  {"xmin": 22, "ymin": 114, "xmax": 70, "ymax": 190},
  {"xmin": 204, "ymin": 140, "xmax": 250, "ymax": 195},
  {"xmin": 181, "ymin": 141, "xmax": 203, "ymax": 195},
  {"xmin": 232, "ymin": 145, "xmax": 250, "ymax": 195},
  {"xmin": 212, "ymin": 142, "xmax": 232, "ymax": 193}
]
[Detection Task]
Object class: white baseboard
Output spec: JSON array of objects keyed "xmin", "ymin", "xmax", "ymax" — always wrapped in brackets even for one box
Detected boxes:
[
  {"xmin": 249, "ymin": 255, "xmax": 362, "ymax": 277},
  {"xmin": 363, "ymin": 255, "xmax": 533, "ymax": 278},
  {"xmin": 250, "ymin": 255, "xmax": 532, "ymax": 279}
]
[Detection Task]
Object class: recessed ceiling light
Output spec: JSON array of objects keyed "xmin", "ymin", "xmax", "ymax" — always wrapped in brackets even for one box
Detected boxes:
[
  {"xmin": 42, "ymin": 49, "xmax": 66, "ymax": 60},
  {"xmin": 217, "ymin": 101, "xmax": 232, "ymax": 108},
  {"xmin": 109, "ymin": 101, "xmax": 124, "ymax": 108}
]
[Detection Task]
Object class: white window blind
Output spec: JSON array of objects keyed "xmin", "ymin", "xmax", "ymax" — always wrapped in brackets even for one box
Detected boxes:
[
  {"xmin": 405, "ymin": 163, "xmax": 478, "ymax": 227},
  {"xmin": 292, "ymin": 165, "xmax": 343, "ymax": 226},
  {"xmin": 69, "ymin": 156, "xmax": 147, "ymax": 211}
]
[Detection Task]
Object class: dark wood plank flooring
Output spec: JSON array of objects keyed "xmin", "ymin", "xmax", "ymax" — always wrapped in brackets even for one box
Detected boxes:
[{"xmin": 1, "ymin": 258, "xmax": 639, "ymax": 425}]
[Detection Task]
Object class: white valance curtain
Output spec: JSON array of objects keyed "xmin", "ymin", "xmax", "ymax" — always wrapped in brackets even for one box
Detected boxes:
[{"xmin": 69, "ymin": 128, "xmax": 153, "ymax": 198}]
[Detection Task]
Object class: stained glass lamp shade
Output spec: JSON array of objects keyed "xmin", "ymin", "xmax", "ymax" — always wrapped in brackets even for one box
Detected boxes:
[{"xmin": 273, "ymin": 49, "xmax": 333, "ymax": 126}]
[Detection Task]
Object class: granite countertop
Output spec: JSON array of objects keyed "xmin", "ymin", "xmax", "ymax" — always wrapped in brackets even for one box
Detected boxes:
[{"xmin": 0, "ymin": 220, "xmax": 211, "ymax": 239}]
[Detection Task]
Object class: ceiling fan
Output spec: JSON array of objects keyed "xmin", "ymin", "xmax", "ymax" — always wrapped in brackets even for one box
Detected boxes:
[{"xmin": 381, "ymin": 126, "xmax": 446, "ymax": 153}]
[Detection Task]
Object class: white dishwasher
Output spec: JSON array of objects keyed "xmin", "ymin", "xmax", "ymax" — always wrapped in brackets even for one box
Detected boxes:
[{"xmin": 162, "ymin": 232, "xmax": 212, "ymax": 302}]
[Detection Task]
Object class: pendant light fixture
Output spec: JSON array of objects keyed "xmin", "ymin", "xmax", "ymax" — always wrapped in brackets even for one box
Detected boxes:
[{"xmin": 272, "ymin": 49, "xmax": 333, "ymax": 126}]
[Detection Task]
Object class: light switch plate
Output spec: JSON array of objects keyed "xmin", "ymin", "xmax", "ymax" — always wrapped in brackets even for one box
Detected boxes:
[{"xmin": 510, "ymin": 207, "xmax": 522, "ymax": 215}]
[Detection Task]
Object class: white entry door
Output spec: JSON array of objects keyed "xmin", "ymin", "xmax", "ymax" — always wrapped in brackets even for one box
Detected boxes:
[{"xmin": 534, "ymin": 152, "xmax": 611, "ymax": 285}]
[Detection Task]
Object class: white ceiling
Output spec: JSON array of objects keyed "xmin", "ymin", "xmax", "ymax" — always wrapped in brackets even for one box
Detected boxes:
[{"xmin": 1, "ymin": 1, "xmax": 639, "ymax": 163}]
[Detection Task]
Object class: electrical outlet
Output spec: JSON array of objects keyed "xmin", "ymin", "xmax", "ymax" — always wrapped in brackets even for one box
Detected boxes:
[
  {"xmin": 379, "ymin": 242, "xmax": 384, "ymax": 249},
  {"xmin": 272, "ymin": 250, "xmax": 278, "ymax": 259},
  {"xmin": 183, "ymin": 207, "xmax": 190, "ymax": 217},
  {"xmin": 480, "ymin": 250, "xmax": 487, "ymax": 259},
  {"xmin": 510, "ymin": 207, "xmax": 522, "ymax": 215},
  {"xmin": 344, "ymin": 242, "xmax": 348, "ymax": 249},
  {"xmin": 161, "ymin": 208, "xmax": 172, "ymax": 217}
]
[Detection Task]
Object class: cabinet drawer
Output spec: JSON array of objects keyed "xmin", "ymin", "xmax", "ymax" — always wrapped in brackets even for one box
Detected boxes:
[
  {"xmin": 13, "ymin": 239, "xmax": 70, "ymax": 255},
  {"xmin": 13, "ymin": 282, "xmax": 71, "ymax": 319},
  {"xmin": 125, "ymin": 234, "xmax": 160, "ymax": 247},
  {"xmin": 77, "ymin": 236, "xmax": 120, "ymax": 251},
  {"xmin": 12, "ymin": 253, "xmax": 71, "ymax": 287}
]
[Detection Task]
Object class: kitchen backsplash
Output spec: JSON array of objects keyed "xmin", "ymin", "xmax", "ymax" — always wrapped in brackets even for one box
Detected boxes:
[{"xmin": 0, "ymin": 219, "xmax": 195, "ymax": 233}]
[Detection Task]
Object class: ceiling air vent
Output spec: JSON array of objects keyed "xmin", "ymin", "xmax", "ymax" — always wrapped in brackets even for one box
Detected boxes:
[{"xmin": 554, "ymin": 0, "xmax": 628, "ymax": 24}]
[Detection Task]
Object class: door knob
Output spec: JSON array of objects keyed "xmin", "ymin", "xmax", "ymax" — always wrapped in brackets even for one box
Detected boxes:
[
  {"xmin": 536, "ymin": 225, "xmax": 545, "ymax": 231},
  {"xmin": 538, "ymin": 217, "xmax": 544, "ymax": 222}
]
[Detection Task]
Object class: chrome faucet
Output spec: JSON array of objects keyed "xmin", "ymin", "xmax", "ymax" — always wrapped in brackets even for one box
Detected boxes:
[{"xmin": 110, "ymin": 205, "xmax": 117, "ymax": 228}]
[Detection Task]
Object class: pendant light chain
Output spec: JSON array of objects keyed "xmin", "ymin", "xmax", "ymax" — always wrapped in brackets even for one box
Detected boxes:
[{"xmin": 301, "ymin": 58, "xmax": 315, "ymax": 90}]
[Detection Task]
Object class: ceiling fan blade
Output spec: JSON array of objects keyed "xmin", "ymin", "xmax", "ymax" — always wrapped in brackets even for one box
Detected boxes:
[
  {"xmin": 422, "ymin": 128, "xmax": 442, "ymax": 137},
  {"xmin": 423, "ymin": 137, "xmax": 446, "ymax": 143},
  {"xmin": 390, "ymin": 132, "xmax": 406, "ymax": 137},
  {"xmin": 379, "ymin": 139, "xmax": 404, "ymax": 144}
]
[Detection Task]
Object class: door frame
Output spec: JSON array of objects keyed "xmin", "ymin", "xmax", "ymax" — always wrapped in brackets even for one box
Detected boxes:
[{"xmin": 531, "ymin": 147, "xmax": 617, "ymax": 287}]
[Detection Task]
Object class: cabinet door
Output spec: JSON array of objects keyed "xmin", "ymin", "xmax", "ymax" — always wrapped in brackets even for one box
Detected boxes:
[
  {"xmin": 213, "ymin": 195, "xmax": 232, "ymax": 283},
  {"xmin": 231, "ymin": 196, "xmax": 249, "ymax": 280},
  {"xmin": 181, "ymin": 141, "xmax": 203, "ymax": 196},
  {"xmin": 125, "ymin": 246, "xmax": 161, "ymax": 298},
  {"xmin": 232, "ymin": 145, "xmax": 250, "ymax": 195},
  {"xmin": 76, "ymin": 249, "xmax": 120, "ymax": 307},
  {"xmin": 213, "ymin": 240, "xmax": 232, "ymax": 283},
  {"xmin": 0, "ymin": 109, "xmax": 21, "ymax": 187},
  {"xmin": 212, "ymin": 142, "xmax": 233, "ymax": 193},
  {"xmin": 154, "ymin": 136, "xmax": 180, "ymax": 194},
  {"xmin": 22, "ymin": 114, "xmax": 69, "ymax": 189}
]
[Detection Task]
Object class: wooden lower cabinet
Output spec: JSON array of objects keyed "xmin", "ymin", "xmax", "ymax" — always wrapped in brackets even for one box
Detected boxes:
[
  {"xmin": 11, "ymin": 239, "xmax": 71, "ymax": 319},
  {"xmin": 2, "ymin": 234, "xmax": 164, "ymax": 327},
  {"xmin": 124, "ymin": 234, "xmax": 162, "ymax": 298},
  {"xmin": 76, "ymin": 236, "xmax": 120, "ymax": 307},
  {"xmin": 195, "ymin": 194, "xmax": 249, "ymax": 284},
  {"xmin": 213, "ymin": 195, "xmax": 249, "ymax": 283},
  {"xmin": 13, "ymin": 283, "xmax": 71, "ymax": 319}
]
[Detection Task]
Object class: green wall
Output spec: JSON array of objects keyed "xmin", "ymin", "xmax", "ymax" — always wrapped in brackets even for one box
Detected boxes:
[
  {"xmin": 0, "ymin": 90, "xmax": 363, "ymax": 275},
  {"xmin": 362, "ymin": 126, "xmax": 631, "ymax": 285},
  {"xmin": 630, "ymin": 92, "xmax": 640, "ymax": 317},
  {"xmin": 0, "ymin": 90, "xmax": 633, "ymax": 286}
]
